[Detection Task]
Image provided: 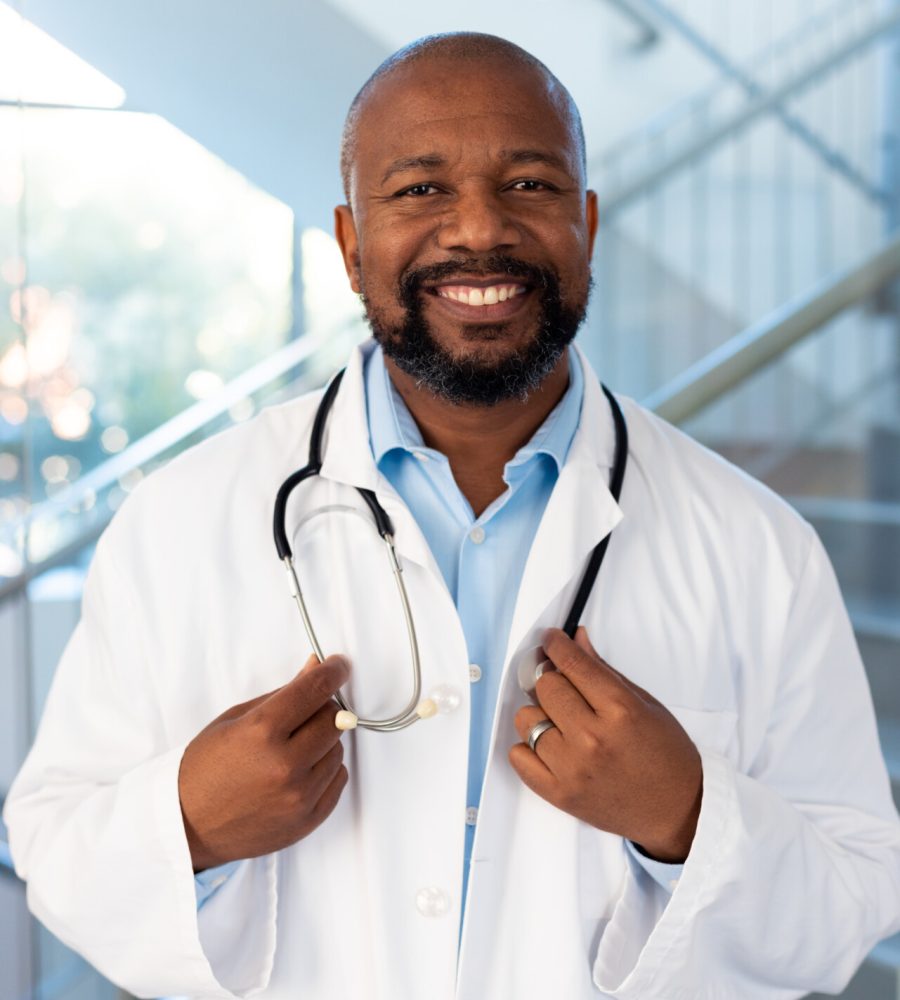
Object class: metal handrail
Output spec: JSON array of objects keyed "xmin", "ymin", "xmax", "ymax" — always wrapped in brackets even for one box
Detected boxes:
[
  {"xmin": 596, "ymin": 3, "xmax": 900, "ymax": 216},
  {"xmin": 642, "ymin": 232, "xmax": 900, "ymax": 423},
  {"xmin": 0, "ymin": 320, "xmax": 363, "ymax": 602}
]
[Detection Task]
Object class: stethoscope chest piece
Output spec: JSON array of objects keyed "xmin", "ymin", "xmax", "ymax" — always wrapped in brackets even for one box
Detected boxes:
[{"xmin": 516, "ymin": 645, "xmax": 557, "ymax": 701}]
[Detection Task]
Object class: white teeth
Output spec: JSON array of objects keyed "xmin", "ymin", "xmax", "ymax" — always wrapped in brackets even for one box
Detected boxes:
[{"xmin": 435, "ymin": 283, "xmax": 525, "ymax": 306}]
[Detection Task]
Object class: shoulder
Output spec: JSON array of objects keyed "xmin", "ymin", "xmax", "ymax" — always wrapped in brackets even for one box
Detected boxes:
[
  {"xmin": 101, "ymin": 387, "xmax": 326, "ymax": 555},
  {"xmin": 614, "ymin": 394, "xmax": 816, "ymax": 571}
]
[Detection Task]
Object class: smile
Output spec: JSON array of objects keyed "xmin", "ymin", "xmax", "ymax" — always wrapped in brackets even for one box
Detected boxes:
[{"xmin": 424, "ymin": 277, "xmax": 533, "ymax": 321}]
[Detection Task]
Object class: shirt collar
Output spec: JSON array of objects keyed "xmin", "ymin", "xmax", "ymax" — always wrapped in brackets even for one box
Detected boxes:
[{"xmin": 365, "ymin": 343, "xmax": 584, "ymax": 476}]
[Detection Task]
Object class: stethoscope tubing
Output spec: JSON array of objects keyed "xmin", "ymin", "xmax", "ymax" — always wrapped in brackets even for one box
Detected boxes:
[{"xmin": 273, "ymin": 365, "xmax": 628, "ymax": 732}]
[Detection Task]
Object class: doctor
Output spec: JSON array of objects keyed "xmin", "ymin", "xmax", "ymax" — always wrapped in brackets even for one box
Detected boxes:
[{"xmin": 6, "ymin": 31, "xmax": 900, "ymax": 1000}]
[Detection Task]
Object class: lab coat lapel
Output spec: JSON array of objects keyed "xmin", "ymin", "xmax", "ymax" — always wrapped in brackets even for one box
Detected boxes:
[
  {"xmin": 316, "ymin": 340, "xmax": 441, "ymax": 578},
  {"xmin": 504, "ymin": 346, "xmax": 625, "ymax": 667}
]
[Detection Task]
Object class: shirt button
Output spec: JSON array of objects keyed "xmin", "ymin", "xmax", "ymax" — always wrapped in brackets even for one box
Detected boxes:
[
  {"xmin": 465, "ymin": 807, "xmax": 478, "ymax": 826},
  {"xmin": 429, "ymin": 684, "xmax": 461, "ymax": 714},
  {"xmin": 211, "ymin": 876, "xmax": 228, "ymax": 889},
  {"xmin": 468, "ymin": 664, "xmax": 482, "ymax": 683},
  {"xmin": 415, "ymin": 886, "xmax": 450, "ymax": 917},
  {"xmin": 668, "ymin": 879, "xmax": 679, "ymax": 891},
  {"xmin": 414, "ymin": 451, "xmax": 430, "ymax": 462},
  {"xmin": 469, "ymin": 526, "xmax": 485, "ymax": 544}
]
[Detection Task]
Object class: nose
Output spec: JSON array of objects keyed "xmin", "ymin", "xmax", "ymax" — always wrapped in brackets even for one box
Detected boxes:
[{"xmin": 436, "ymin": 186, "xmax": 521, "ymax": 254}]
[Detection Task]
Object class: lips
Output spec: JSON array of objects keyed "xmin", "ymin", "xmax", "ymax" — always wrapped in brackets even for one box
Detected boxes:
[
  {"xmin": 421, "ymin": 274, "xmax": 532, "ymax": 320},
  {"xmin": 424, "ymin": 280, "xmax": 532, "ymax": 321}
]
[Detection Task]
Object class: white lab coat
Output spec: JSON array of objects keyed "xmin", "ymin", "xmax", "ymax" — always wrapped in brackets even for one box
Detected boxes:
[{"xmin": 5, "ymin": 339, "xmax": 900, "ymax": 1000}]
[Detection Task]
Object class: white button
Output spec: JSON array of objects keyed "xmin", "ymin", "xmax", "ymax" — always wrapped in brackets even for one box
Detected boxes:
[
  {"xmin": 414, "ymin": 451, "xmax": 430, "ymax": 462},
  {"xmin": 668, "ymin": 879, "xmax": 679, "ymax": 891},
  {"xmin": 211, "ymin": 876, "xmax": 227, "ymax": 889},
  {"xmin": 468, "ymin": 663, "xmax": 482, "ymax": 683},
  {"xmin": 465, "ymin": 806, "xmax": 478, "ymax": 826},
  {"xmin": 430, "ymin": 684, "xmax": 462, "ymax": 714},
  {"xmin": 415, "ymin": 886, "xmax": 451, "ymax": 917},
  {"xmin": 469, "ymin": 526, "xmax": 485, "ymax": 544}
]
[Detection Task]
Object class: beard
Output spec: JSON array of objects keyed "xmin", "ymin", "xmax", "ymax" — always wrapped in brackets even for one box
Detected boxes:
[{"xmin": 359, "ymin": 254, "xmax": 591, "ymax": 406}]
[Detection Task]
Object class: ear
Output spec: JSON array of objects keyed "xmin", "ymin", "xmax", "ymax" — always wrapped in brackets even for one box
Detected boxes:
[
  {"xmin": 334, "ymin": 204, "xmax": 362, "ymax": 294},
  {"xmin": 585, "ymin": 189, "xmax": 599, "ymax": 259}
]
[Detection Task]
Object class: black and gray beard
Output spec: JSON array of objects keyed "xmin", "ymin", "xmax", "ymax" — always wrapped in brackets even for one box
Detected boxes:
[{"xmin": 360, "ymin": 254, "xmax": 590, "ymax": 406}]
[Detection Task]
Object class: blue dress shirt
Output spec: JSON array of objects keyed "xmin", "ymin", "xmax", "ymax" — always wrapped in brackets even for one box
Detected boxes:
[{"xmin": 195, "ymin": 344, "xmax": 683, "ymax": 909}]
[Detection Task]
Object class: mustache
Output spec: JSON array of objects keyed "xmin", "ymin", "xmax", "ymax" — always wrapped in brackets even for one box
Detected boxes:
[{"xmin": 399, "ymin": 254, "xmax": 559, "ymax": 301}]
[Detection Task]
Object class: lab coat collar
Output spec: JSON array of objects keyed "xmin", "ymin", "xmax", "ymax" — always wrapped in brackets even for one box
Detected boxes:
[{"xmin": 316, "ymin": 338, "xmax": 625, "ymax": 600}]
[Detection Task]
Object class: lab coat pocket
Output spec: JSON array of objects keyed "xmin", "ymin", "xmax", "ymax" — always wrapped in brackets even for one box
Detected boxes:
[{"xmin": 664, "ymin": 704, "xmax": 739, "ymax": 761}]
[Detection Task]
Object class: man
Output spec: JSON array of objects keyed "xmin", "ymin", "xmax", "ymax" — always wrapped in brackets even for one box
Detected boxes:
[{"xmin": 5, "ymin": 31, "xmax": 900, "ymax": 1000}]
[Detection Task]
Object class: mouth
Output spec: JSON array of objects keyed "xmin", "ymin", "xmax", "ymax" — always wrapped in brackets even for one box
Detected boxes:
[{"xmin": 423, "ymin": 276, "xmax": 533, "ymax": 322}]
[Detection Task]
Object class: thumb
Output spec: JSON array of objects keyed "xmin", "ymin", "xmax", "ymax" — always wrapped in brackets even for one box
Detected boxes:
[{"xmin": 218, "ymin": 654, "xmax": 322, "ymax": 723}]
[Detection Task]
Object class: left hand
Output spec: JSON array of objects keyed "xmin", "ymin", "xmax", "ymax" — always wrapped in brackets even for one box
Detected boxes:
[{"xmin": 510, "ymin": 627, "xmax": 703, "ymax": 862}]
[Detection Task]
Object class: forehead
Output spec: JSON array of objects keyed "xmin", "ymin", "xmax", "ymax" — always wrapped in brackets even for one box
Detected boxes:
[{"xmin": 352, "ymin": 58, "xmax": 580, "ymax": 179}]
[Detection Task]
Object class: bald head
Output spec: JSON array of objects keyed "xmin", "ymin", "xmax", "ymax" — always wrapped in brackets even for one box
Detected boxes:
[{"xmin": 339, "ymin": 32, "xmax": 586, "ymax": 205}]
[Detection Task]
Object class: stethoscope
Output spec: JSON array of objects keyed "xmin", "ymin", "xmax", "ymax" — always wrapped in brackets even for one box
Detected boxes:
[{"xmin": 273, "ymin": 366, "xmax": 628, "ymax": 733}]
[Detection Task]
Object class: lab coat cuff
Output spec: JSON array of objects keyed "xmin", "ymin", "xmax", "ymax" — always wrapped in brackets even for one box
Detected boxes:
[
  {"xmin": 624, "ymin": 840, "xmax": 684, "ymax": 892},
  {"xmin": 196, "ymin": 860, "xmax": 242, "ymax": 908},
  {"xmin": 147, "ymin": 741, "xmax": 277, "ymax": 998},
  {"xmin": 591, "ymin": 747, "xmax": 735, "ymax": 998}
]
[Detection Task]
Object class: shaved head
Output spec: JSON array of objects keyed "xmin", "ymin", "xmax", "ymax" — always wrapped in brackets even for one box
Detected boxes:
[{"xmin": 339, "ymin": 32, "xmax": 586, "ymax": 205}]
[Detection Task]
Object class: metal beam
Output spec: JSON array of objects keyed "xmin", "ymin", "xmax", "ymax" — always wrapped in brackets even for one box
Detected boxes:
[
  {"xmin": 598, "ymin": 5, "xmax": 900, "ymax": 216},
  {"xmin": 628, "ymin": 0, "xmax": 888, "ymax": 204},
  {"xmin": 643, "ymin": 232, "xmax": 900, "ymax": 424}
]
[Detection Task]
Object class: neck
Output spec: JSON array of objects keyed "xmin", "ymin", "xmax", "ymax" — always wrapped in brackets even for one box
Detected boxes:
[{"xmin": 383, "ymin": 351, "xmax": 571, "ymax": 517}]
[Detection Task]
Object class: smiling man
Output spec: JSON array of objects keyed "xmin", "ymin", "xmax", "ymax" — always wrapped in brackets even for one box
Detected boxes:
[{"xmin": 5, "ymin": 31, "xmax": 900, "ymax": 1000}]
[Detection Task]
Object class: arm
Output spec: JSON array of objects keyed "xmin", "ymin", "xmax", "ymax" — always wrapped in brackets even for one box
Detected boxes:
[
  {"xmin": 3, "ymin": 521, "xmax": 349, "ymax": 998},
  {"xmin": 511, "ymin": 530, "xmax": 900, "ymax": 997}
]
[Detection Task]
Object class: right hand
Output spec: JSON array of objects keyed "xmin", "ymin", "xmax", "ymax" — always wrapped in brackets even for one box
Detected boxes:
[{"xmin": 178, "ymin": 653, "xmax": 350, "ymax": 872}]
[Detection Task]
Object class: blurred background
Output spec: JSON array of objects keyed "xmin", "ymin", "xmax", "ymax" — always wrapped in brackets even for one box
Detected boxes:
[{"xmin": 0, "ymin": 1, "xmax": 898, "ymax": 997}]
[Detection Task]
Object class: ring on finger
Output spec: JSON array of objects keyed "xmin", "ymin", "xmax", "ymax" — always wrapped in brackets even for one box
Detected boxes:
[{"xmin": 526, "ymin": 718, "xmax": 557, "ymax": 752}]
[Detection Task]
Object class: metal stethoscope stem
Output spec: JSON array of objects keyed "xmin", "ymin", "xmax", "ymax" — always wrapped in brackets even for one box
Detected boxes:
[
  {"xmin": 281, "ymin": 532, "xmax": 433, "ymax": 731},
  {"xmin": 273, "ymin": 364, "xmax": 628, "ymax": 734}
]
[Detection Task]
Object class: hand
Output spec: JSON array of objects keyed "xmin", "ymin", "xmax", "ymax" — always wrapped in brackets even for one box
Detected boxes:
[
  {"xmin": 510, "ymin": 628, "xmax": 703, "ymax": 862},
  {"xmin": 178, "ymin": 653, "xmax": 350, "ymax": 872}
]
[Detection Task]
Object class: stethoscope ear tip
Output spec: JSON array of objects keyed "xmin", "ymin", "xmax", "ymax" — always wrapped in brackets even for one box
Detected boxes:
[
  {"xmin": 335, "ymin": 710, "xmax": 359, "ymax": 731},
  {"xmin": 416, "ymin": 698, "xmax": 438, "ymax": 719}
]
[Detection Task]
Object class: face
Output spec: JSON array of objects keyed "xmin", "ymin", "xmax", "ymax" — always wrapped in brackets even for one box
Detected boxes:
[{"xmin": 335, "ymin": 57, "xmax": 598, "ymax": 405}]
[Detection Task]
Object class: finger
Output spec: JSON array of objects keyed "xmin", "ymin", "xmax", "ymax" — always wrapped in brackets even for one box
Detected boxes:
[
  {"xmin": 533, "ymin": 669, "xmax": 595, "ymax": 730},
  {"xmin": 514, "ymin": 705, "xmax": 553, "ymax": 744},
  {"xmin": 308, "ymin": 763, "xmax": 349, "ymax": 828},
  {"xmin": 572, "ymin": 627, "xmax": 658, "ymax": 702},
  {"xmin": 508, "ymin": 743, "xmax": 555, "ymax": 800},
  {"xmin": 254, "ymin": 653, "xmax": 350, "ymax": 738},
  {"xmin": 542, "ymin": 628, "xmax": 630, "ymax": 713},
  {"xmin": 574, "ymin": 626, "xmax": 600, "ymax": 660},
  {"xmin": 288, "ymin": 699, "xmax": 343, "ymax": 763},
  {"xmin": 306, "ymin": 740, "xmax": 345, "ymax": 801},
  {"xmin": 513, "ymin": 706, "xmax": 565, "ymax": 767}
]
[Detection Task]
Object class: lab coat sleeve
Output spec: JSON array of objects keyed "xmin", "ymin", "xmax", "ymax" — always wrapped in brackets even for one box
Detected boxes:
[
  {"xmin": 591, "ymin": 528, "xmax": 900, "ymax": 999},
  {"xmin": 2, "ymin": 526, "xmax": 278, "ymax": 999}
]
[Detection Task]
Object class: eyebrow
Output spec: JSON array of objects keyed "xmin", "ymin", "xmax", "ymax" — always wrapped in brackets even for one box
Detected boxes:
[{"xmin": 379, "ymin": 148, "xmax": 572, "ymax": 186}]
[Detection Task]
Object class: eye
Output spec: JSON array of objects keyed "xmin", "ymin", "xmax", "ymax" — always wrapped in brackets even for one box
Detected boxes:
[
  {"xmin": 510, "ymin": 179, "xmax": 555, "ymax": 193},
  {"xmin": 395, "ymin": 183, "xmax": 441, "ymax": 197}
]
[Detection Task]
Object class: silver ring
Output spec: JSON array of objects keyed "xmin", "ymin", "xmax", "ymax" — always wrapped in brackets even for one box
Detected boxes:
[{"xmin": 527, "ymin": 719, "xmax": 556, "ymax": 752}]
